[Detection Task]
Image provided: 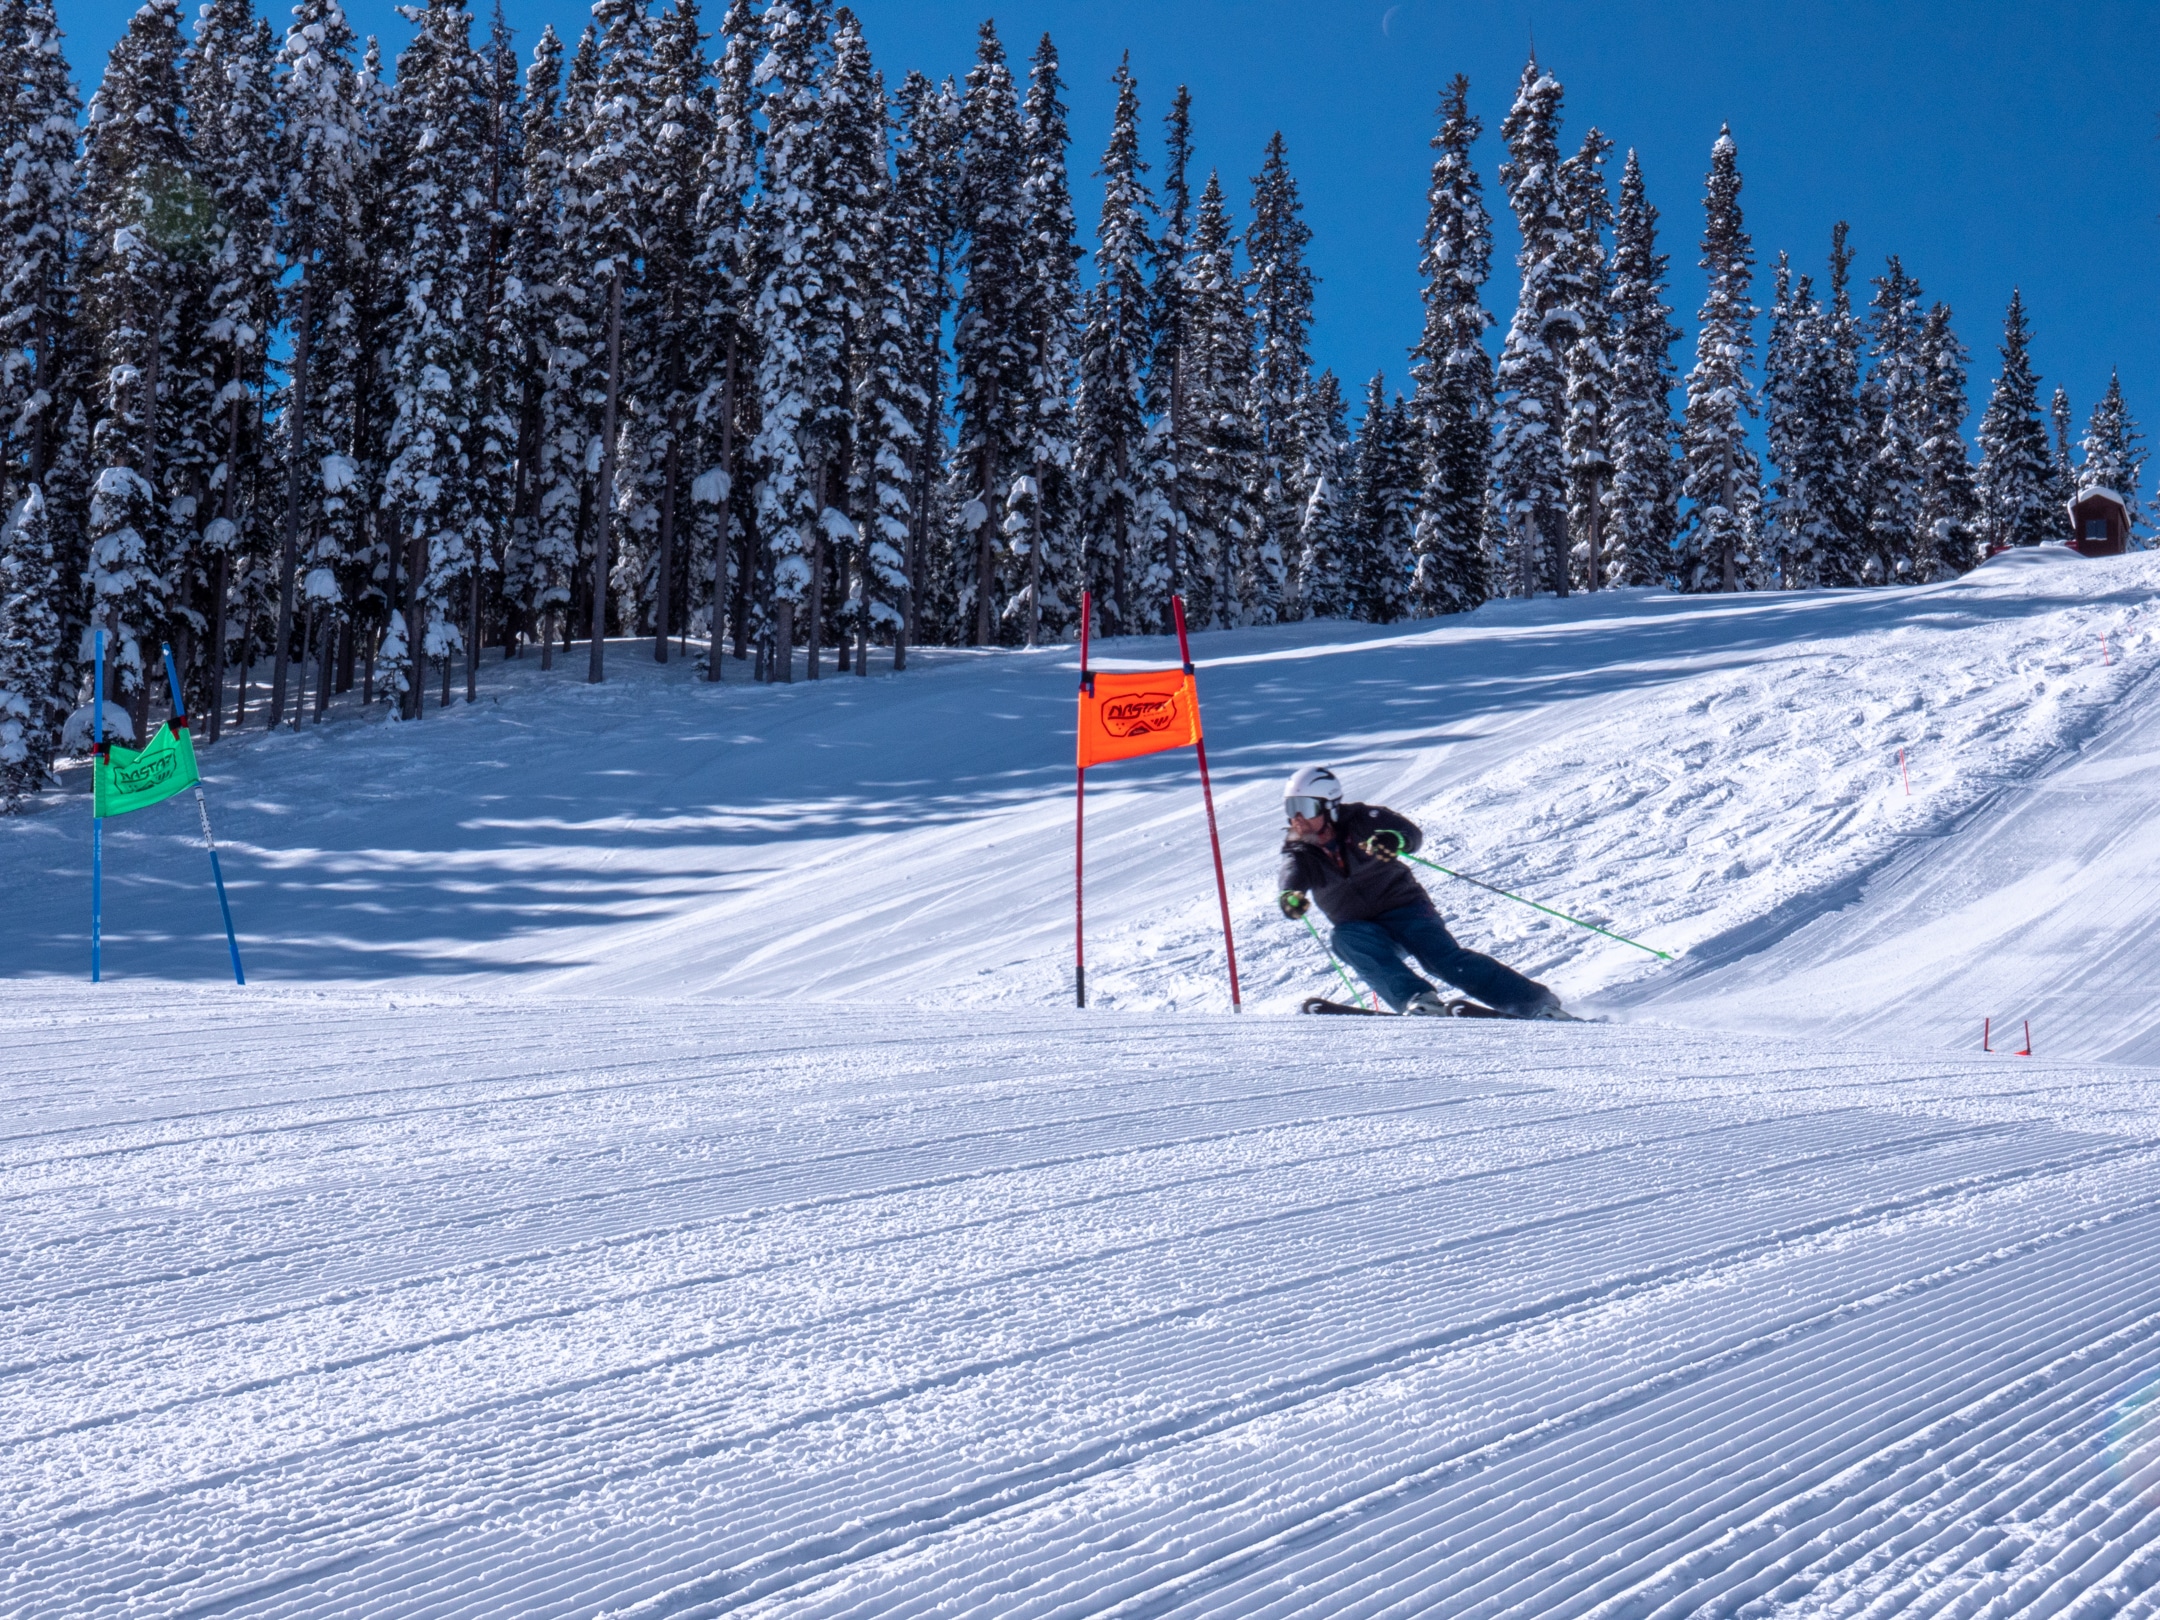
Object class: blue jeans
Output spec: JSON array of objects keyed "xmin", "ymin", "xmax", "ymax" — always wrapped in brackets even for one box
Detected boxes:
[{"xmin": 1331, "ymin": 903, "xmax": 1555, "ymax": 1015}]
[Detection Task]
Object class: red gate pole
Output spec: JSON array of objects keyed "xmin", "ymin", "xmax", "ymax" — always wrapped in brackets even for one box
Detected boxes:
[
  {"xmin": 1173, "ymin": 595, "xmax": 1242, "ymax": 1012},
  {"xmin": 1075, "ymin": 590, "xmax": 1090, "ymax": 1008}
]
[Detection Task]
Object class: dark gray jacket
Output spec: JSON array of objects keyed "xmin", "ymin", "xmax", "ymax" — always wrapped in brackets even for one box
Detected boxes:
[{"xmin": 1278, "ymin": 803, "xmax": 1431, "ymax": 924}]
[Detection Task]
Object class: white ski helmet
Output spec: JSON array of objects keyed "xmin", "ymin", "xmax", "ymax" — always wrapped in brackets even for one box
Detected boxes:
[{"xmin": 1283, "ymin": 765, "xmax": 1342, "ymax": 821}]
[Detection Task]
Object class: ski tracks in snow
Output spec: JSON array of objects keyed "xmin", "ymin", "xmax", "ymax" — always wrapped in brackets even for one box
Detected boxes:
[{"xmin": 7, "ymin": 994, "xmax": 2160, "ymax": 1617}]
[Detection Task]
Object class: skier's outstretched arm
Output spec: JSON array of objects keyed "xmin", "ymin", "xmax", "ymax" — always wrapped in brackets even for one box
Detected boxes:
[
  {"xmin": 1363, "ymin": 807, "xmax": 1423, "ymax": 857},
  {"xmin": 1277, "ymin": 844, "xmax": 1315, "ymax": 918}
]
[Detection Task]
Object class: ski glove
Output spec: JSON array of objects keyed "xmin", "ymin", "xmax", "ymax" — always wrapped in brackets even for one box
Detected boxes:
[
  {"xmin": 1361, "ymin": 829, "xmax": 1405, "ymax": 861},
  {"xmin": 1279, "ymin": 890, "xmax": 1311, "ymax": 921}
]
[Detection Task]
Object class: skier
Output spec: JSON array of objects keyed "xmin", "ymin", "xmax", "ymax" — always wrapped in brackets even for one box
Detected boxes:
[{"xmin": 1277, "ymin": 766, "xmax": 1568, "ymax": 1018}]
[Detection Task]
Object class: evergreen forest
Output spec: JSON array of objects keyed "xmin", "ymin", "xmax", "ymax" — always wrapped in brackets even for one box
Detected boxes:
[{"xmin": 0, "ymin": 0, "xmax": 2146, "ymax": 804}]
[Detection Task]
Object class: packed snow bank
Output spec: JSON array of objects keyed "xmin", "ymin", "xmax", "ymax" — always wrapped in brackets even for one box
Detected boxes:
[
  {"xmin": 8, "ymin": 991, "xmax": 2160, "ymax": 1618},
  {"xmin": 3, "ymin": 552, "xmax": 2155, "ymax": 1048}
]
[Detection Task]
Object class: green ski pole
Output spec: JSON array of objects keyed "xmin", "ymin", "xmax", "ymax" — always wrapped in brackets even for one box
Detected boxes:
[
  {"xmin": 1296, "ymin": 906, "xmax": 1381, "ymax": 1010},
  {"xmin": 1395, "ymin": 849, "xmax": 1672, "ymax": 962}
]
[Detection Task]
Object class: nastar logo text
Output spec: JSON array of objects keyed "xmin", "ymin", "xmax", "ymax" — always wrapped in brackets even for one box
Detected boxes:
[{"xmin": 1099, "ymin": 692, "xmax": 1179, "ymax": 737}]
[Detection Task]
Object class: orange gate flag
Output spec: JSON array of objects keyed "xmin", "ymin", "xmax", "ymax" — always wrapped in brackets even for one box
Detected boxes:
[{"xmin": 1076, "ymin": 668, "xmax": 1202, "ymax": 768}]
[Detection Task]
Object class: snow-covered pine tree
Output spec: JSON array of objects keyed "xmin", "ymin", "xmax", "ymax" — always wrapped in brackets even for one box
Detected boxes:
[
  {"xmin": 1674, "ymin": 126, "xmax": 1762, "ymax": 592},
  {"xmin": 746, "ymin": 0, "xmax": 829, "ymax": 677},
  {"xmin": 885, "ymin": 69, "xmax": 960, "ymax": 652},
  {"xmin": 1072, "ymin": 54, "xmax": 1157, "ymax": 636},
  {"xmin": 1766, "ymin": 225, "xmax": 1864, "ymax": 588},
  {"xmin": 633, "ymin": 0, "xmax": 706, "ymax": 664},
  {"xmin": 0, "ymin": 0, "xmax": 79, "ymax": 499},
  {"xmin": 693, "ymin": 0, "xmax": 757, "ymax": 677},
  {"xmin": 1809, "ymin": 226, "xmax": 1867, "ymax": 583},
  {"xmin": 380, "ymin": 0, "xmax": 489, "ymax": 713},
  {"xmin": 0, "ymin": 0, "xmax": 79, "ymax": 769},
  {"xmin": 1760, "ymin": 253, "xmax": 1803, "ymax": 582},
  {"xmin": 1345, "ymin": 377, "xmax": 1414, "ymax": 622},
  {"xmin": 501, "ymin": 25, "xmax": 566, "ymax": 660},
  {"xmin": 1559, "ymin": 125, "xmax": 1613, "ymax": 591},
  {"xmin": 1916, "ymin": 302, "xmax": 1978, "ymax": 574},
  {"xmin": 574, "ymin": 0, "xmax": 652, "ymax": 684},
  {"xmin": 1149, "ymin": 83, "xmax": 1193, "ymax": 595},
  {"xmin": 1974, "ymin": 289, "xmax": 2053, "ymax": 551},
  {"xmin": 1603, "ymin": 148, "xmax": 1678, "ymax": 588},
  {"xmin": 1177, "ymin": 168, "xmax": 1257, "ymax": 629},
  {"xmin": 75, "ymin": 0, "xmax": 198, "ymax": 718},
  {"xmin": 814, "ymin": 7, "xmax": 881, "ymax": 673},
  {"xmin": 0, "ymin": 485, "xmax": 62, "ymax": 804},
  {"xmin": 42, "ymin": 399, "xmax": 93, "ymax": 708},
  {"xmin": 1005, "ymin": 31, "xmax": 1080, "ymax": 646},
  {"xmin": 748, "ymin": 0, "xmax": 843, "ymax": 680},
  {"xmin": 1861, "ymin": 255, "xmax": 1926, "ymax": 581},
  {"xmin": 1242, "ymin": 130, "xmax": 1311, "ymax": 623},
  {"xmin": 845, "ymin": 78, "xmax": 927, "ymax": 674},
  {"xmin": 453, "ymin": 0, "xmax": 521, "ymax": 702},
  {"xmin": 1294, "ymin": 373, "xmax": 1352, "ymax": 621},
  {"xmin": 184, "ymin": 0, "xmax": 279, "ymax": 727},
  {"xmin": 1408, "ymin": 75, "xmax": 1493, "ymax": 615},
  {"xmin": 948, "ymin": 21, "xmax": 1027, "ymax": 647},
  {"xmin": 339, "ymin": 31, "xmax": 399, "ymax": 704},
  {"xmin": 2078, "ymin": 370, "xmax": 2145, "ymax": 538},
  {"xmin": 1491, "ymin": 57, "xmax": 1575, "ymax": 598},
  {"xmin": 2048, "ymin": 385, "xmax": 2076, "ymax": 541}
]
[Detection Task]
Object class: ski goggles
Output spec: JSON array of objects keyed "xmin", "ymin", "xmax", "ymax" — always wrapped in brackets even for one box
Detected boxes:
[{"xmin": 1284, "ymin": 796, "xmax": 1335, "ymax": 821}]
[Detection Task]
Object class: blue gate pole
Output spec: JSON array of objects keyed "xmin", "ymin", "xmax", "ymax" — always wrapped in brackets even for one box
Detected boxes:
[
  {"xmin": 91, "ymin": 628, "xmax": 103, "ymax": 983},
  {"xmin": 162, "ymin": 642, "xmax": 245, "ymax": 985}
]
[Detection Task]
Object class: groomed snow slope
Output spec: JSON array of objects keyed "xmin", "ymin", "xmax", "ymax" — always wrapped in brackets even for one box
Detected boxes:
[
  {"xmin": 8, "ymin": 553, "xmax": 2160, "ymax": 1616},
  {"xmin": 2, "ymin": 548, "xmax": 2155, "ymax": 1040},
  {"xmin": 8, "ymin": 994, "xmax": 2160, "ymax": 1618}
]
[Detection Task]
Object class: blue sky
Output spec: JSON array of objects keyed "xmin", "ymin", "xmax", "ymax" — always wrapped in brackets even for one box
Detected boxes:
[{"xmin": 54, "ymin": 0, "xmax": 2160, "ymax": 447}]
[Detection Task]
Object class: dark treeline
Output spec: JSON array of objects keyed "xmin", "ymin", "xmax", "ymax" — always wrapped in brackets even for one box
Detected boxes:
[{"xmin": 0, "ymin": 13, "xmax": 2144, "ymax": 804}]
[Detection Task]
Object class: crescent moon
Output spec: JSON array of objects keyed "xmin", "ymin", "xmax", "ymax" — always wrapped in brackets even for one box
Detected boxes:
[{"xmin": 1382, "ymin": 4, "xmax": 1401, "ymax": 34}]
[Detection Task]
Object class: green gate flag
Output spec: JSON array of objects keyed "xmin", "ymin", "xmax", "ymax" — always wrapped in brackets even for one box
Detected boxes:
[{"xmin": 94, "ymin": 722, "xmax": 201, "ymax": 819}]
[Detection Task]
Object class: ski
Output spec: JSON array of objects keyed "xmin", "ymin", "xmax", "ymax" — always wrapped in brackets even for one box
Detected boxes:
[{"xmin": 1299, "ymin": 995, "xmax": 1583, "ymax": 1021}]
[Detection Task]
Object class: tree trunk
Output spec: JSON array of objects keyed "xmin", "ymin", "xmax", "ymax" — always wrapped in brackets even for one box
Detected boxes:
[
  {"xmin": 294, "ymin": 608, "xmax": 313, "ymax": 730},
  {"xmin": 773, "ymin": 597, "xmax": 793, "ymax": 683},
  {"xmin": 1587, "ymin": 475, "xmax": 1603, "ymax": 591},
  {"xmin": 806, "ymin": 534, "xmax": 823, "ymax": 679},
  {"xmin": 405, "ymin": 525, "xmax": 426, "ymax": 720},
  {"xmin": 837, "ymin": 542, "xmax": 851, "ymax": 674},
  {"xmin": 1720, "ymin": 440, "xmax": 1737, "ymax": 592},
  {"xmin": 1027, "ymin": 460, "xmax": 1042, "ymax": 648},
  {"xmin": 708, "ymin": 329, "xmax": 739, "ymax": 679},
  {"xmin": 806, "ymin": 463, "xmax": 828, "ymax": 679},
  {"xmin": 270, "ymin": 274, "xmax": 309, "ymax": 727},
  {"xmin": 654, "ymin": 422, "xmax": 679, "ymax": 664},
  {"xmin": 973, "ymin": 435, "xmax": 996, "ymax": 646},
  {"xmin": 207, "ymin": 552, "xmax": 229, "ymax": 744},
  {"xmin": 233, "ymin": 604, "xmax": 252, "ymax": 729},
  {"xmin": 733, "ymin": 495, "xmax": 757, "ymax": 658},
  {"xmin": 466, "ymin": 562, "xmax": 480, "ymax": 703},
  {"xmin": 588, "ymin": 270, "xmax": 624, "ymax": 684}
]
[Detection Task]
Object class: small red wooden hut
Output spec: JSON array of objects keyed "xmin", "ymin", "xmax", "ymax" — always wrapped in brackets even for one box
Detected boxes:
[{"xmin": 2067, "ymin": 488, "xmax": 2130, "ymax": 556}]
